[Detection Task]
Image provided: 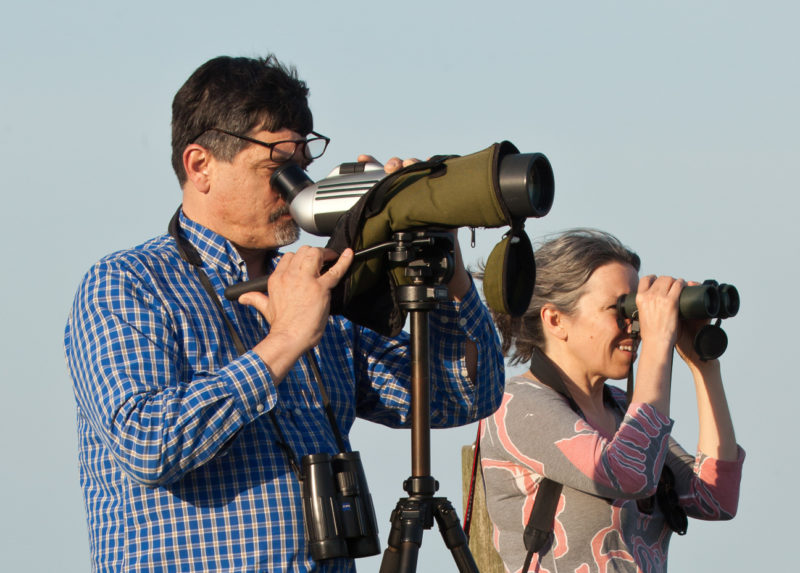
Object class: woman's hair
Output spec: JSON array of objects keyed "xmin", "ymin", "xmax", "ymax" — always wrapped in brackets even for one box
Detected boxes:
[{"xmin": 488, "ymin": 228, "xmax": 640, "ymax": 365}]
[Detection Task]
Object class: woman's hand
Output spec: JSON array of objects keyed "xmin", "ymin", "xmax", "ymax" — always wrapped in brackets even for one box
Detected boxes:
[
  {"xmin": 674, "ymin": 282, "xmax": 719, "ymax": 371},
  {"xmin": 631, "ymin": 275, "xmax": 685, "ymax": 417},
  {"xmin": 635, "ymin": 274, "xmax": 685, "ymax": 351}
]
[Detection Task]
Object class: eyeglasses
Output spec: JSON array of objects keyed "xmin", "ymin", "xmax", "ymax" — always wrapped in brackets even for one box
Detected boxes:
[{"xmin": 197, "ymin": 128, "xmax": 330, "ymax": 163}]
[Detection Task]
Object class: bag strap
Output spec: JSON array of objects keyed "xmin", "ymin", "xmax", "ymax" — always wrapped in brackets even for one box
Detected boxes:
[
  {"xmin": 462, "ymin": 420, "xmax": 483, "ymax": 538},
  {"xmin": 521, "ymin": 479, "xmax": 562, "ymax": 572},
  {"xmin": 519, "ymin": 347, "xmax": 573, "ymax": 568}
]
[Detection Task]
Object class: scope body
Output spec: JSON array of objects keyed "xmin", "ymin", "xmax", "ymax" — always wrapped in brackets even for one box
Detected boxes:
[
  {"xmin": 270, "ymin": 151, "xmax": 554, "ymax": 236},
  {"xmin": 275, "ymin": 162, "xmax": 386, "ymax": 236}
]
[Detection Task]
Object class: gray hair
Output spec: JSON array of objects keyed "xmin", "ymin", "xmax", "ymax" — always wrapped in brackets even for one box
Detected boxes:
[{"xmin": 489, "ymin": 228, "xmax": 640, "ymax": 365}]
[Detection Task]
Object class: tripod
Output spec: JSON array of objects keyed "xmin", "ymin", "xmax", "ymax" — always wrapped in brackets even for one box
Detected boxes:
[
  {"xmin": 223, "ymin": 230, "xmax": 480, "ymax": 571},
  {"xmin": 376, "ymin": 231, "xmax": 479, "ymax": 573}
]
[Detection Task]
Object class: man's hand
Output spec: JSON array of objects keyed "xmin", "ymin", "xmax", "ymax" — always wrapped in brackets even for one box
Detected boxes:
[
  {"xmin": 239, "ymin": 247, "xmax": 354, "ymax": 382},
  {"xmin": 357, "ymin": 154, "xmax": 420, "ymax": 174}
]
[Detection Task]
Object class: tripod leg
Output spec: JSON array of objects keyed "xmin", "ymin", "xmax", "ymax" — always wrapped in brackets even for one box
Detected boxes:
[
  {"xmin": 433, "ymin": 498, "xmax": 480, "ymax": 573},
  {"xmin": 379, "ymin": 500, "xmax": 429, "ymax": 573}
]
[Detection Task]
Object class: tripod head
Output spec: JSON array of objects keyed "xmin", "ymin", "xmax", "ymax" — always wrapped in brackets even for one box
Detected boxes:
[{"xmin": 384, "ymin": 230, "xmax": 455, "ymax": 310}]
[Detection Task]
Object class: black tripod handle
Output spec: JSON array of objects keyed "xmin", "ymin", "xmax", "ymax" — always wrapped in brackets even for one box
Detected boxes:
[
  {"xmin": 222, "ymin": 244, "xmax": 394, "ymax": 301},
  {"xmin": 223, "ymin": 276, "xmax": 269, "ymax": 300}
]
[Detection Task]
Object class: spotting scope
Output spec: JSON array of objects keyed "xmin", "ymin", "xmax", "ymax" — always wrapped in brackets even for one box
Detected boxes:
[{"xmin": 271, "ymin": 151, "xmax": 554, "ymax": 236}]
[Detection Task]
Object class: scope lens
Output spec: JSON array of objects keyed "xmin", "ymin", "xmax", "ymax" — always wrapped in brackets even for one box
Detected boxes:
[{"xmin": 498, "ymin": 153, "xmax": 554, "ymax": 219}]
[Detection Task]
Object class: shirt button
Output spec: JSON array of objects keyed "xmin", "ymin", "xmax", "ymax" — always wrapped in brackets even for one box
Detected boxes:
[
  {"xmin": 294, "ymin": 408, "xmax": 303, "ymax": 416},
  {"xmin": 256, "ymin": 404, "xmax": 265, "ymax": 413},
  {"xmin": 458, "ymin": 318, "xmax": 468, "ymax": 327}
]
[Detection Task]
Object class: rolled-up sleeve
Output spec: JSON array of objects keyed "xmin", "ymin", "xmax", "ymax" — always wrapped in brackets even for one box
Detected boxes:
[{"xmin": 354, "ymin": 278, "xmax": 504, "ymax": 428}]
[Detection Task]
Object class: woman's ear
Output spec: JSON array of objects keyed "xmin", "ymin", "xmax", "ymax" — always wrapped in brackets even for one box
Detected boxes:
[
  {"xmin": 182, "ymin": 144, "xmax": 212, "ymax": 193},
  {"xmin": 541, "ymin": 304, "xmax": 568, "ymax": 342}
]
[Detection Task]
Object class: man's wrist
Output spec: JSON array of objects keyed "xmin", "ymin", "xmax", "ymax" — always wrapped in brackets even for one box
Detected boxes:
[
  {"xmin": 253, "ymin": 331, "xmax": 305, "ymax": 383},
  {"xmin": 447, "ymin": 268, "xmax": 472, "ymax": 301}
]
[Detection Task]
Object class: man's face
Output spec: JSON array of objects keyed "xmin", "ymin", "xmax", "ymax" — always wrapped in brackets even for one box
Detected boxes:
[{"xmin": 205, "ymin": 128, "xmax": 307, "ymax": 250}]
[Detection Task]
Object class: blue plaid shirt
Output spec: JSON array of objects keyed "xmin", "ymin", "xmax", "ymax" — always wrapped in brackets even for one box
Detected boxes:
[{"xmin": 64, "ymin": 210, "xmax": 504, "ymax": 572}]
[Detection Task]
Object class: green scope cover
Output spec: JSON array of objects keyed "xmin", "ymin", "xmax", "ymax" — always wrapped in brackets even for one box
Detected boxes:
[{"xmin": 326, "ymin": 141, "xmax": 536, "ymax": 336}]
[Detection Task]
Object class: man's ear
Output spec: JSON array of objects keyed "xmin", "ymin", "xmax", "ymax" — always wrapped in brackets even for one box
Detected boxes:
[
  {"xmin": 541, "ymin": 304, "xmax": 568, "ymax": 341},
  {"xmin": 182, "ymin": 144, "xmax": 212, "ymax": 193}
]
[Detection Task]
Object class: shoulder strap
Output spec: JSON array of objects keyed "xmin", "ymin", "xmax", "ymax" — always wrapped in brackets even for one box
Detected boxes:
[
  {"xmin": 528, "ymin": 347, "xmax": 575, "ymax": 407},
  {"xmin": 462, "ymin": 420, "xmax": 482, "ymax": 538},
  {"xmin": 519, "ymin": 348, "xmax": 568, "ymax": 567}
]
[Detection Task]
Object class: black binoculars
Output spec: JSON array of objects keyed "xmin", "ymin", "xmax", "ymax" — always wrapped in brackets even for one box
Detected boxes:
[
  {"xmin": 616, "ymin": 280, "xmax": 739, "ymax": 360},
  {"xmin": 300, "ymin": 451, "xmax": 381, "ymax": 561},
  {"xmin": 616, "ymin": 281, "xmax": 739, "ymax": 321}
]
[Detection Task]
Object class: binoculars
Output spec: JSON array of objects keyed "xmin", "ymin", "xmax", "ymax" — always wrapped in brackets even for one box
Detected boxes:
[
  {"xmin": 300, "ymin": 451, "xmax": 381, "ymax": 561},
  {"xmin": 616, "ymin": 281, "xmax": 740, "ymax": 321},
  {"xmin": 616, "ymin": 280, "xmax": 739, "ymax": 360}
]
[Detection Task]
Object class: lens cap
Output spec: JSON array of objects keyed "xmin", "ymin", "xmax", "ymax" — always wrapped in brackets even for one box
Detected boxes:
[
  {"xmin": 693, "ymin": 324, "xmax": 728, "ymax": 361},
  {"xmin": 484, "ymin": 229, "xmax": 535, "ymax": 316}
]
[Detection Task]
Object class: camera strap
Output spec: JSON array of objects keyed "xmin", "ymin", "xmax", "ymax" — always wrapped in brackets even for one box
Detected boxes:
[{"xmin": 167, "ymin": 208, "xmax": 352, "ymax": 478}]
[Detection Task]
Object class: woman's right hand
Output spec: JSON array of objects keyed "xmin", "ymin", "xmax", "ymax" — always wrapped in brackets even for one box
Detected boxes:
[
  {"xmin": 629, "ymin": 275, "xmax": 685, "ymax": 417},
  {"xmin": 635, "ymin": 274, "xmax": 685, "ymax": 352}
]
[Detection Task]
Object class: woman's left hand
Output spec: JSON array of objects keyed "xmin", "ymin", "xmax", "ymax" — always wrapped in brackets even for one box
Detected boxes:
[{"xmin": 674, "ymin": 282, "xmax": 718, "ymax": 370}]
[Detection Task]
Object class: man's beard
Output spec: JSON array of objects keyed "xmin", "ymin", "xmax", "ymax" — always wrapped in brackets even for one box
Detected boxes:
[{"xmin": 269, "ymin": 205, "xmax": 300, "ymax": 246}]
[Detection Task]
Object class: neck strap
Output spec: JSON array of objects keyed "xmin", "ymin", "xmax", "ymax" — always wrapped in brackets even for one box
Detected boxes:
[
  {"xmin": 528, "ymin": 347, "xmax": 620, "ymax": 414},
  {"xmin": 168, "ymin": 208, "xmax": 348, "ymax": 473}
]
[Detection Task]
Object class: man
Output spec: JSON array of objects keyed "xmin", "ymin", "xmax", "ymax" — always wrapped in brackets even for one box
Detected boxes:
[{"xmin": 64, "ymin": 55, "xmax": 504, "ymax": 572}]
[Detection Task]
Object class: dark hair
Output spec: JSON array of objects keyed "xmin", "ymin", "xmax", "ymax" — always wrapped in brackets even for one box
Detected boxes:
[
  {"xmin": 489, "ymin": 228, "xmax": 641, "ymax": 365},
  {"xmin": 171, "ymin": 55, "xmax": 314, "ymax": 185}
]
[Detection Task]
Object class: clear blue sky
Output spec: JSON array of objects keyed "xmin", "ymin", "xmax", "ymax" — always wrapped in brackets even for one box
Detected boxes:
[{"xmin": 2, "ymin": 1, "xmax": 797, "ymax": 570}]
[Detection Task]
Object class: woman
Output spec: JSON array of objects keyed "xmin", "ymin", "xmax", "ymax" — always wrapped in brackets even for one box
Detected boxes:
[{"xmin": 480, "ymin": 229, "xmax": 744, "ymax": 573}]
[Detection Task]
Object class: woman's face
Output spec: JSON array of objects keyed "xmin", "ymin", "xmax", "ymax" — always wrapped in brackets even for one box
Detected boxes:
[{"xmin": 560, "ymin": 261, "xmax": 640, "ymax": 383}]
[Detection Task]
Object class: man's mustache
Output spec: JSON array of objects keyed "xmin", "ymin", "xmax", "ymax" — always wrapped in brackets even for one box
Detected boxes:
[{"xmin": 268, "ymin": 204, "xmax": 292, "ymax": 223}]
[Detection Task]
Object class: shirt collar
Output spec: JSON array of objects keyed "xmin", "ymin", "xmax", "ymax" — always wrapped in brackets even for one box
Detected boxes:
[{"xmin": 177, "ymin": 209, "xmax": 250, "ymax": 279}]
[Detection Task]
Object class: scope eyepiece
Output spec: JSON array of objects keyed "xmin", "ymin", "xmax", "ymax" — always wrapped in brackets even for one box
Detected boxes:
[{"xmin": 271, "ymin": 162, "xmax": 313, "ymax": 203}]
